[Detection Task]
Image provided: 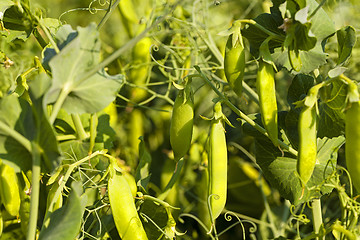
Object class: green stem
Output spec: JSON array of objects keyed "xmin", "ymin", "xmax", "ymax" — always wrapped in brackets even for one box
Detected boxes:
[
  {"xmin": 331, "ymin": 223, "xmax": 357, "ymax": 240},
  {"xmin": 26, "ymin": 143, "xmax": 42, "ymax": 240},
  {"xmin": 0, "ymin": 121, "xmax": 32, "ymax": 153},
  {"xmin": 71, "ymin": 114, "xmax": 88, "ymax": 140},
  {"xmin": 49, "ymin": 88, "xmax": 70, "ymax": 125},
  {"xmin": 194, "ymin": 66, "xmax": 298, "ymax": 157},
  {"xmin": 88, "ymin": 113, "xmax": 98, "ymax": 154},
  {"xmin": 97, "ymin": 0, "xmax": 120, "ymax": 30},
  {"xmin": 210, "ymin": 72, "xmax": 259, "ymax": 105},
  {"xmin": 312, "ymin": 198, "xmax": 324, "ymax": 240}
]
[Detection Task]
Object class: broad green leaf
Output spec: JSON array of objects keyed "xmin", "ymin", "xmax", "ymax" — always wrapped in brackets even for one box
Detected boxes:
[
  {"xmin": 273, "ymin": 43, "xmax": 327, "ymax": 73},
  {"xmin": 337, "ymin": 26, "xmax": 356, "ymax": 65},
  {"xmin": 0, "ymin": 74, "xmax": 61, "ymax": 173},
  {"xmin": 241, "ymin": 12, "xmax": 285, "ymax": 57},
  {"xmin": 139, "ymin": 198, "xmax": 168, "ymax": 240},
  {"xmin": 38, "ymin": 181, "xmax": 87, "ymax": 240},
  {"xmin": 28, "ymin": 74, "xmax": 61, "ymax": 172},
  {"xmin": 254, "ymin": 135, "xmax": 343, "ymax": 205},
  {"xmin": 318, "ymin": 79, "xmax": 347, "ymax": 138},
  {"xmin": 44, "ymin": 23, "xmax": 124, "ymax": 114},
  {"xmin": 306, "ymin": 0, "xmax": 336, "ymax": 41},
  {"xmin": 2, "ymin": 5, "xmax": 33, "ymax": 39},
  {"xmin": 286, "ymin": 74, "xmax": 314, "ymax": 107}
]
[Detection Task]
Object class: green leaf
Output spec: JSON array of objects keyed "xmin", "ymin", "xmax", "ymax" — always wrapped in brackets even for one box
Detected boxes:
[
  {"xmin": 241, "ymin": 12, "xmax": 285, "ymax": 57},
  {"xmin": 28, "ymin": 74, "xmax": 61, "ymax": 172},
  {"xmin": 254, "ymin": 136, "xmax": 342, "ymax": 205},
  {"xmin": 135, "ymin": 136, "xmax": 152, "ymax": 191},
  {"xmin": 38, "ymin": 181, "xmax": 87, "ymax": 240},
  {"xmin": 44, "ymin": 23, "xmax": 124, "ymax": 114},
  {"xmin": 0, "ymin": 74, "xmax": 61, "ymax": 173},
  {"xmin": 2, "ymin": 5, "xmax": 34, "ymax": 39},
  {"xmin": 336, "ymin": 26, "xmax": 356, "ymax": 65},
  {"xmin": 140, "ymin": 198, "xmax": 168, "ymax": 240},
  {"xmin": 286, "ymin": 74, "xmax": 315, "ymax": 107},
  {"xmin": 273, "ymin": 43, "xmax": 327, "ymax": 73},
  {"xmin": 318, "ymin": 79, "xmax": 347, "ymax": 138}
]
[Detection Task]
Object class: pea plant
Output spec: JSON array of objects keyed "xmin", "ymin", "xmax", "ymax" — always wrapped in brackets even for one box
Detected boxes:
[{"xmin": 0, "ymin": 0, "xmax": 359, "ymax": 239}]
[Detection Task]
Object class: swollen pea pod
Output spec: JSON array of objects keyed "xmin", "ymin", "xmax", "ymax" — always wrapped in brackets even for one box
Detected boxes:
[
  {"xmin": 0, "ymin": 162, "xmax": 20, "ymax": 217},
  {"xmin": 224, "ymin": 30, "xmax": 245, "ymax": 97},
  {"xmin": 208, "ymin": 102, "xmax": 228, "ymax": 222},
  {"xmin": 256, "ymin": 60, "xmax": 278, "ymax": 146},
  {"xmin": 108, "ymin": 162, "xmax": 148, "ymax": 240},
  {"xmin": 297, "ymin": 84, "xmax": 321, "ymax": 187},
  {"xmin": 170, "ymin": 82, "xmax": 194, "ymax": 161},
  {"xmin": 345, "ymin": 81, "xmax": 360, "ymax": 192}
]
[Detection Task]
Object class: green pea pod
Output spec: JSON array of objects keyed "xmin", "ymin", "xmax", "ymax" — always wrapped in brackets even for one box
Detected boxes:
[
  {"xmin": 256, "ymin": 60, "xmax": 278, "ymax": 146},
  {"xmin": 123, "ymin": 172, "xmax": 137, "ymax": 198},
  {"xmin": 345, "ymin": 100, "xmax": 360, "ymax": 192},
  {"xmin": 108, "ymin": 163, "xmax": 148, "ymax": 240},
  {"xmin": 297, "ymin": 105, "xmax": 317, "ymax": 186},
  {"xmin": 224, "ymin": 33, "xmax": 245, "ymax": 97},
  {"xmin": 208, "ymin": 102, "xmax": 227, "ymax": 222},
  {"xmin": 0, "ymin": 163, "xmax": 20, "ymax": 217},
  {"xmin": 170, "ymin": 83, "xmax": 194, "ymax": 161}
]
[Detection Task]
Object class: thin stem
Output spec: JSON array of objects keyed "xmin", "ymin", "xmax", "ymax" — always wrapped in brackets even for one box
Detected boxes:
[
  {"xmin": 210, "ymin": 72, "xmax": 259, "ymax": 105},
  {"xmin": 43, "ymin": 150, "xmax": 107, "ymax": 228},
  {"xmin": 194, "ymin": 66, "xmax": 298, "ymax": 157},
  {"xmin": 97, "ymin": 0, "xmax": 120, "ymax": 30},
  {"xmin": 49, "ymin": 88, "xmax": 70, "ymax": 124},
  {"xmin": 312, "ymin": 198, "xmax": 324, "ymax": 240},
  {"xmin": 26, "ymin": 143, "xmax": 42, "ymax": 240},
  {"xmin": 0, "ymin": 121, "xmax": 32, "ymax": 153},
  {"xmin": 71, "ymin": 114, "xmax": 88, "ymax": 140}
]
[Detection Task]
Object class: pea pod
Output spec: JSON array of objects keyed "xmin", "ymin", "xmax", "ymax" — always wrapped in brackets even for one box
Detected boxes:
[
  {"xmin": 345, "ymin": 82, "xmax": 360, "ymax": 191},
  {"xmin": 0, "ymin": 162, "xmax": 20, "ymax": 216},
  {"xmin": 170, "ymin": 83, "xmax": 194, "ymax": 161},
  {"xmin": 208, "ymin": 102, "xmax": 228, "ymax": 222},
  {"xmin": 224, "ymin": 33, "xmax": 245, "ymax": 97},
  {"xmin": 256, "ymin": 60, "xmax": 278, "ymax": 146},
  {"xmin": 297, "ymin": 105, "xmax": 317, "ymax": 186},
  {"xmin": 108, "ymin": 162, "xmax": 148, "ymax": 240}
]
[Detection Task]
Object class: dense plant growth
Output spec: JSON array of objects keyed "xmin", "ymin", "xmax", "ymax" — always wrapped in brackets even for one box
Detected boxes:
[{"xmin": 0, "ymin": 0, "xmax": 360, "ymax": 239}]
